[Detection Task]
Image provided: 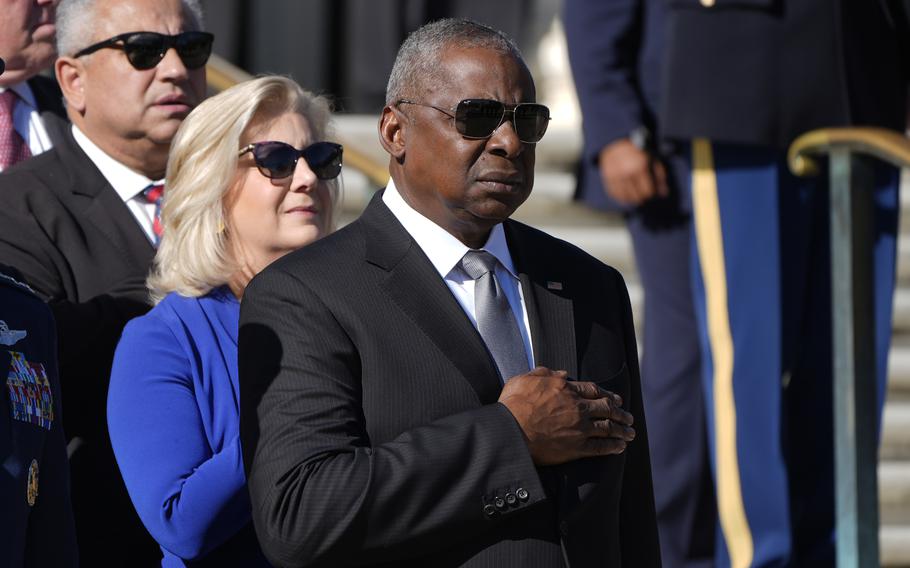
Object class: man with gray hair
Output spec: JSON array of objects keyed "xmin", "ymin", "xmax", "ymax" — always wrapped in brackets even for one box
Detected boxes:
[
  {"xmin": 240, "ymin": 18, "xmax": 660, "ymax": 567},
  {"xmin": 0, "ymin": 0, "xmax": 209, "ymax": 563}
]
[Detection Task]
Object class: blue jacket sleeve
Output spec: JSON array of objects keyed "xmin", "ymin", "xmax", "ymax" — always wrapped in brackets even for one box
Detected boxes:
[
  {"xmin": 107, "ymin": 311, "xmax": 251, "ymax": 561},
  {"xmin": 564, "ymin": 0, "xmax": 645, "ymax": 157}
]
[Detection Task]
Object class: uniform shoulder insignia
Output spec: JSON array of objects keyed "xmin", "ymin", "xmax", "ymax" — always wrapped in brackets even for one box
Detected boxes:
[
  {"xmin": 0, "ymin": 320, "xmax": 28, "ymax": 346},
  {"xmin": 0, "ymin": 271, "xmax": 37, "ymax": 297}
]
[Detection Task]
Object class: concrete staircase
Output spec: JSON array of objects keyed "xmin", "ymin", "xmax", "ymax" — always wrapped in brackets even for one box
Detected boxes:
[{"xmin": 335, "ymin": 116, "xmax": 910, "ymax": 566}]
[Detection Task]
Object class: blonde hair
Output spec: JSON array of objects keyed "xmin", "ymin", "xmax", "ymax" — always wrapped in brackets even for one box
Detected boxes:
[{"xmin": 148, "ymin": 75, "xmax": 338, "ymax": 302}]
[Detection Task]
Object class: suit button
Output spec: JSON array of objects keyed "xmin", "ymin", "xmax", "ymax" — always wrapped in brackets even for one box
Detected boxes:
[
  {"xmin": 516, "ymin": 488, "xmax": 529, "ymax": 501},
  {"xmin": 560, "ymin": 521, "xmax": 570, "ymax": 536},
  {"xmin": 505, "ymin": 492, "xmax": 517, "ymax": 506},
  {"xmin": 494, "ymin": 496, "xmax": 506, "ymax": 510},
  {"xmin": 483, "ymin": 504, "xmax": 497, "ymax": 517}
]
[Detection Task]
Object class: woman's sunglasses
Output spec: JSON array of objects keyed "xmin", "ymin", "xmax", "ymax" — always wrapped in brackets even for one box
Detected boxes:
[
  {"xmin": 238, "ymin": 141, "xmax": 344, "ymax": 180},
  {"xmin": 396, "ymin": 98, "xmax": 551, "ymax": 144},
  {"xmin": 74, "ymin": 31, "xmax": 214, "ymax": 71}
]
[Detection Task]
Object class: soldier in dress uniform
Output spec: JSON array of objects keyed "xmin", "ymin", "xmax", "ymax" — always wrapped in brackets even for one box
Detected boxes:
[
  {"xmin": 1, "ymin": 51, "xmax": 77, "ymax": 568},
  {"xmin": 0, "ymin": 259, "xmax": 77, "ymax": 566}
]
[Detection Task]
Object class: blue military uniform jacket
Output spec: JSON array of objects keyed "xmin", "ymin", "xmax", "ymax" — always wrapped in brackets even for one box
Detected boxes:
[
  {"xmin": 660, "ymin": 0, "xmax": 908, "ymax": 148},
  {"xmin": 565, "ymin": 0, "xmax": 667, "ymax": 213},
  {"xmin": 1, "ymin": 264, "xmax": 77, "ymax": 567}
]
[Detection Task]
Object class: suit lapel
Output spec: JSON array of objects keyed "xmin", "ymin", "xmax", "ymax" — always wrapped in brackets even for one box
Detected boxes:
[
  {"xmin": 506, "ymin": 221, "xmax": 577, "ymax": 379},
  {"xmin": 361, "ymin": 193, "xmax": 503, "ymax": 405},
  {"xmin": 55, "ymin": 130, "xmax": 155, "ymax": 268}
]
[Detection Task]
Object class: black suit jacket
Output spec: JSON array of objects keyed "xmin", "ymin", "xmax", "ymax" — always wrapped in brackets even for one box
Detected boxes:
[
  {"xmin": 0, "ymin": 128, "xmax": 160, "ymax": 565},
  {"xmin": 239, "ymin": 193, "xmax": 660, "ymax": 567},
  {"xmin": 27, "ymin": 75, "xmax": 69, "ymax": 149},
  {"xmin": 660, "ymin": 0, "xmax": 908, "ymax": 148}
]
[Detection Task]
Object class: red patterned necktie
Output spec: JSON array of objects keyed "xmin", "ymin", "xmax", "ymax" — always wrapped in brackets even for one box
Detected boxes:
[
  {"xmin": 142, "ymin": 183, "xmax": 164, "ymax": 245},
  {"xmin": 0, "ymin": 91, "xmax": 32, "ymax": 170}
]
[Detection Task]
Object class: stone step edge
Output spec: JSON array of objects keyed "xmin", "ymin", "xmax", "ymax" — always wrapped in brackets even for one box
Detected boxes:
[
  {"xmin": 878, "ymin": 462, "xmax": 910, "ymax": 509},
  {"xmin": 881, "ymin": 402, "xmax": 910, "ymax": 460},
  {"xmin": 882, "ymin": 524, "xmax": 910, "ymax": 566}
]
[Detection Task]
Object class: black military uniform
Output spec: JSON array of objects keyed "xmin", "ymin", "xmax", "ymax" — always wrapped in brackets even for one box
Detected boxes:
[{"xmin": 1, "ymin": 263, "xmax": 77, "ymax": 566}]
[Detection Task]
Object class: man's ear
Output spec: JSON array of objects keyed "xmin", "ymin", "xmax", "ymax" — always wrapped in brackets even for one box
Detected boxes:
[
  {"xmin": 55, "ymin": 57, "xmax": 86, "ymax": 114},
  {"xmin": 378, "ymin": 106, "xmax": 406, "ymax": 160}
]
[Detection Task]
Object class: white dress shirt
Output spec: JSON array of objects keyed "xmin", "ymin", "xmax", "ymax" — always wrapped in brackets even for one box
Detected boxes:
[
  {"xmin": 0, "ymin": 82, "xmax": 54, "ymax": 172},
  {"xmin": 382, "ymin": 179, "xmax": 536, "ymax": 369},
  {"xmin": 71, "ymin": 125, "xmax": 161, "ymax": 244}
]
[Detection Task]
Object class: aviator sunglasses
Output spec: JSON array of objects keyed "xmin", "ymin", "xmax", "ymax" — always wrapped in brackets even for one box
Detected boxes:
[
  {"xmin": 74, "ymin": 31, "xmax": 214, "ymax": 70},
  {"xmin": 397, "ymin": 98, "xmax": 551, "ymax": 143},
  {"xmin": 238, "ymin": 141, "xmax": 344, "ymax": 180}
]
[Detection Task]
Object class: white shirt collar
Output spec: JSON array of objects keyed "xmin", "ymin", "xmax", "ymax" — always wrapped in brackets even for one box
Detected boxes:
[
  {"xmin": 0, "ymin": 82, "xmax": 38, "ymax": 111},
  {"xmin": 70, "ymin": 125, "xmax": 160, "ymax": 203},
  {"xmin": 382, "ymin": 179, "xmax": 518, "ymax": 280}
]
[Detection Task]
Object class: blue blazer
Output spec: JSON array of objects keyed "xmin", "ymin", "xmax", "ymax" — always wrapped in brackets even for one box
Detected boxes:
[
  {"xmin": 564, "ymin": 0, "xmax": 674, "ymax": 213},
  {"xmin": 660, "ymin": 0, "xmax": 908, "ymax": 148},
  {"xmin": 108, "ymin": 287, "xmax": 269, "ymax": 567}
]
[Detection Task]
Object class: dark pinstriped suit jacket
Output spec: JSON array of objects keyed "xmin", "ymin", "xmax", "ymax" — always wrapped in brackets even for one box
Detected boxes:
[{"xmin": 239, "ymin": 192, "xmax": 661, "ymax": 567}]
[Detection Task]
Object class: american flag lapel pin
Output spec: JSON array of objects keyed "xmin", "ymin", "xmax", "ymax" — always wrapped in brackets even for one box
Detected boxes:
[{"xmin": 546, "ymin": 281, "xmax": 563, "ymax": 291}]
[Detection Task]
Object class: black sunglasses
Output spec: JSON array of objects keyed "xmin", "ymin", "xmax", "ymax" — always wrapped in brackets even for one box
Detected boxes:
[
  {"xmin": 74, "ymin": 31, "xmax": 214, "ymax": 71},
  {"xmin": 238, "ymin": 141, "xmax": 343, "ymax": 180},
  {"xmin": 397, "ymin": 98, "xmax": 551, "ymax": 143}
]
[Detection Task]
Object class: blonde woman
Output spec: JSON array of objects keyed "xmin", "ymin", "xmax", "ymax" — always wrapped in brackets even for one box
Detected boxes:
[{"xmin": 107, "ymin": 76, "xmax": 341, "ymax": 567}]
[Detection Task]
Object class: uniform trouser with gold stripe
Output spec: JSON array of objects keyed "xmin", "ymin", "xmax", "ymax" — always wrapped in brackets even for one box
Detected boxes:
[{"xmin": 688, "ymin": 139, "xmax": 899, "ymax": 568}]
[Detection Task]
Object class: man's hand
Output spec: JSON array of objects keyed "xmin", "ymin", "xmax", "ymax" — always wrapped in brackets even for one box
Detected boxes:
[
  {"xmin": 598, "ymin": 139, "xmax": 668, "ymax": 206},
  {"xmin": 498, "ymin": 367, "xmax": 635, "ymax": 466}
]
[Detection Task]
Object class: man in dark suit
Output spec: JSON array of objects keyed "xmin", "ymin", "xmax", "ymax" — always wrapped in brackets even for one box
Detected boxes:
[
  {"xmin": 0, "ymin": 55, "xmax": 76, "ymax": 568},
  {"xmin": 659, "ymin": 1, "xmax": 908, "ymax": 566},
  {"xmin": 0, "ymin": 0, "xmax": 209, "ymax": 564},
  {"xmin": 240, "ymin": 19, "xmax": 660, "ymax": 568},
  {"xmin": 0, "ymin": 0, "xmax": 68, "ymax": 170},
  {"xmin": 564, "ymin": 2, "xmax": 713, "ymax": 567}
]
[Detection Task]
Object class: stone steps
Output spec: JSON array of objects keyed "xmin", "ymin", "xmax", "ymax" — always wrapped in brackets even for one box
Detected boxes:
[
  {"xmin": 882, "ymin": 460, "xmax": 910, "ymax": 523},
  {"xmin": 883, "ymin": 525, "xmax": 910, "ymax": 566}
]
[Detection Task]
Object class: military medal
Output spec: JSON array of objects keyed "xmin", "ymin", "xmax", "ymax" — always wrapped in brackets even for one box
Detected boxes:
[
  {"xmin": 26, "ymin": 459, "xmax": 38, "ymax": 506},
  {"xmin": 5, "ymin": 351, "xmax": 54, "ymax": 429}
]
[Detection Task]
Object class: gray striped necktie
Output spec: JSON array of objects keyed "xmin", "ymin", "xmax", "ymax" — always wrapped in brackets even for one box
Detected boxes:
[{"xmin": 461, "ymin": 250, "xmax": 530, "ymax": 382}]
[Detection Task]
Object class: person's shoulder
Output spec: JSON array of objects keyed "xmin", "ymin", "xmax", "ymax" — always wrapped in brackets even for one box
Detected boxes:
[
  {"xmin": 0, "ymin": 147, "xmax": 69, "ymax": 201},
  {"xmin": 267, "ymin": 221, "xmax": 365, "ymax": 277},
  {"xmin": 121, "ymin": 292, "xmax": 187, "ymax": 338},
  {"xmin": 3, "ymin": 137, "xmax": 67, "ymax": 174},
  {"xmin": 114, "ymin": 294, "xmax": 200, "ymax": 374},
  {"xmin": 508, "ymin": 220, "xmax": 627, "ymax": 294},
  {"xmin": 0, "ymin": 265, "xmax": 41, "ymax": 300},
  {"xmin": 112, "ymin": 294, "xmax": 204, "ymax": 388},
  {"xmin": 509, "ymin": 220, "xmax": 617, "ymax": 271},
  {"xmin": 137, "ymin": 288, "xmax": 236, "ymax": 334},
  {"xmin": 142, "ymin": 290, "xmax": 220, "ymax": 322}
]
